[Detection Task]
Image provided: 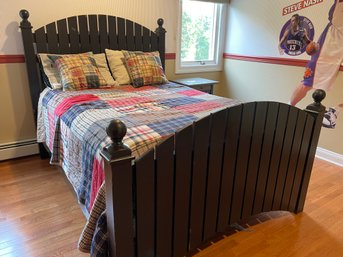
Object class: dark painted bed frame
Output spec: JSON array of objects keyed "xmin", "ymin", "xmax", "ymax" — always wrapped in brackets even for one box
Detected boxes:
[{"xmin": 20, "ymin": 10, "xmax": 326, "ymax": 257}]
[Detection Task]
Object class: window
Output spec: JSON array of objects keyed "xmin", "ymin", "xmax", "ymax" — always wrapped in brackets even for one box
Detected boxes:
[{"xmin": 176, "ymin": 0, "xmax": 226, "ymax": 73}]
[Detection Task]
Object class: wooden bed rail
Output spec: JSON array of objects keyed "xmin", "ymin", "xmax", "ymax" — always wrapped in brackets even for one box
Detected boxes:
[{"xmin": 101, "ymin": 90, "xmax": 325, "ymax": 257}]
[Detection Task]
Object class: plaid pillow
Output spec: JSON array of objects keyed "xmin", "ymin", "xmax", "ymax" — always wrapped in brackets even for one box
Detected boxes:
[
  {"xmin": 122, "ymin": 50, "xmax": 161, "ymax": 60},
  {"xmin": 49, "ymin": 53, "xmax": 107, "ymax": 91},
  {"xmin": 38, "ymin": 53, "xmax": 68, "ymax": 89},
  {"xmin": 124, "ymin": 53, "xmax": 168, "ymax": 88}
]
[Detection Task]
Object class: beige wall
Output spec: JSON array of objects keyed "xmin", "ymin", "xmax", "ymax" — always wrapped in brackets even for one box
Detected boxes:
[
  {"xmin": 220, "ymin": 59, "xmax": 343, "ymax": 155},
  {"xmin": 0, "ymin": 63, "xmax": 36, "ymax": 144},
  {"xmin": 0, "ymin": 0, "xmax": 178, "ymax": 54},
  {"xmin": 225, "ymin": 0, "xmax": 332, "ymax": 58},
  {"xmin": 222, "ymin": 0, "xmax": 343, "ymax": 156}
]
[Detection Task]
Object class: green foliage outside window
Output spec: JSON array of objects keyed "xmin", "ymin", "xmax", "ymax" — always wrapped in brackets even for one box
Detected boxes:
[{"xmin": 181, "ymin": 12, "xmax": 211, "ymax": 61}]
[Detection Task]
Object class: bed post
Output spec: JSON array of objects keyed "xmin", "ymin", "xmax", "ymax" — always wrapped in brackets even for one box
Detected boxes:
[
  {"xmin": 155, "ymin": 18, "xmax": 166, "ymax": 70},
  {"xmin": 100, "ymin": 120, "xmax": 135, "ymax": 257},
  {"xmin": 296, "ymin": 89, "xmax": 325, "ymax": 213},
  {"xmin": 19, "ymin": 9, "xmax": 41, "ymax": 121},
  {"xmin": 19, "ymin": 10, "xmax": 50, "ymax": 159}
]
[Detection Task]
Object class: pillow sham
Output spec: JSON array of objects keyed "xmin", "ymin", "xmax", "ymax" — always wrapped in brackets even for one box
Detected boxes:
[
  {"xmin": 38, "ymin": 53, "xmax": 65, "ymax": 89},
  {"xmin": 92, "ymin": 53, "xmax": 117, "ymax": 86},
  {"xmin": 48, "ymin": 53, "xmax": 107, "ymax": 91},
  {"xmin": 124, "ymin": 53, "xmax": 168, "ymax": 88},
  {"xmin": 105, "ymin": 49, "xmax": 131, "ymax": 85},
  {"xmin": 122, "ymin": 50, "xmax": 159, "ymax": 59},
  {"xmin": 38, "ymin": 53, "xmax": 117, "ymax": 89}
]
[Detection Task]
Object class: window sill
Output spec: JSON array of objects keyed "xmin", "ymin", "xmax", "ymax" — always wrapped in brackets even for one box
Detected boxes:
[{"xmin": 175, "ymin": 65, "xmax": 223, "ymax": 74}]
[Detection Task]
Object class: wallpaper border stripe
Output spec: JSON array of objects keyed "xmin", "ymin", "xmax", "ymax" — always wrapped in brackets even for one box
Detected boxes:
[
  {"xmin": 165, "ymin": 53, "xmax": 176, "ymax": 59},
  {"xmin": 2, "ymin": 53, "xmax": 342, "ymax": 71},
  {"xmin": 224, "ymin": 53, "xmax": 343, "ymax": 71},
  {"xmin": 0, "ymin": 53, "xmax": 177, "ymax": 64},
  {"xmin": 0, "ymin": 55, "xmax": 25, "ymax": 63}
]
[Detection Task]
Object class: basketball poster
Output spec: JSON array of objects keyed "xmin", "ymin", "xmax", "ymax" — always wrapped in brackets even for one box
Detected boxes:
[
  {"xmin": 278, "ymin": 0, "xmax": 324, "ymax": 57},
  {"xmin": 279, "ymin": 15, "xmax": 315, "ymax": 56},
  {"xmin": 281, "ymin": 0, "xmax": 343, "ymax": 128}
]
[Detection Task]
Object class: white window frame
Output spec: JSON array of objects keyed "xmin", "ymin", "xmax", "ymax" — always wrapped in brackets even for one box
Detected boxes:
[{"xmin": 176, "ymin": 0, "xmax": 227, "ymax": 74}]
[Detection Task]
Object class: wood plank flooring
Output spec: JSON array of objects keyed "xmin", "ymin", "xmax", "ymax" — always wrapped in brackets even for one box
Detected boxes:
[
  {"xmin": 0, "ymin": 156, "xmax": 88, "ymax": 257},
  {"xmin": 193, "ymin": 158, "xmax": 343, "ymax": 257},
  {"xmin": 0, "ymin": 155, "xmax": 343, "ymax": 256}
]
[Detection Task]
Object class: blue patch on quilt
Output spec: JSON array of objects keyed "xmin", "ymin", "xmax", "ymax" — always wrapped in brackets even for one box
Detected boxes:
[
  {"xmin": 77, "ymin": 118, "xmax": 113, "ymax": 208},
  {"xmin": 61, "ymin": 100, "xmax": 111, "ymax": 128},
  {"xmin": 90, "ymin": 211, "xmax": 108, "ymax": 256},
  {"xmin": 148, "ymin": 115, "xmax": 197, "ymax": 136},
  {"xmin": 42, "ymin": 89, "xmax": 61, "ymax": 106},
  {"xmin": 159, "ymin": 96, "xmax": 204, "ymax": 108}
]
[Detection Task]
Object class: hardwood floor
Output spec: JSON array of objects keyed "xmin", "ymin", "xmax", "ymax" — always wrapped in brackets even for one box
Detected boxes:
[
  {"xmin": 0, "ymin": 156, "xmax": 342, "ymax": 256},
  {"xmin": 193, "ymin": 158, "xmax": 343, "ymax": 257},
  {"xmin": 0, "ymin": 156, "xmax": 88, "ymax": 257}
]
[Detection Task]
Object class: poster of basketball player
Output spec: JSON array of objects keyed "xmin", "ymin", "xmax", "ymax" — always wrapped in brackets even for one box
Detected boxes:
[
  {"xmin": 279, "ymin": 14, "xmax": 315, "ymax": 56},
  {"xmin": 280, "ymin": 0, "xmax": 343, "ymax": 128}
]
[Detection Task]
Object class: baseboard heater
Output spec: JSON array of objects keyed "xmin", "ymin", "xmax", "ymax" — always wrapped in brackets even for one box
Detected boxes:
[{"xmin": 0, "ymin": 139, "xmax": 39, "ymax": 161}]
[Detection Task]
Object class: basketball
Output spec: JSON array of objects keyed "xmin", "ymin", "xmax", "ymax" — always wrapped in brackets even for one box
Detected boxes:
[{"xmin": 306, "ymin": 41, "xmax": 318, "ymax": 56}]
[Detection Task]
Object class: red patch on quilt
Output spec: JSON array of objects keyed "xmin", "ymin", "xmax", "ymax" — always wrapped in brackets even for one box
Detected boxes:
[
  {"xmin": 107, "ymin": 96, "xmax": 152, "ymax": 107},
  {"xmin": 89, "ymin": 158, "xmax": 104, "ymax": 211},
  {"xmin": 54, "ymin": 94, "xmax": 100, "ymax": 117}
]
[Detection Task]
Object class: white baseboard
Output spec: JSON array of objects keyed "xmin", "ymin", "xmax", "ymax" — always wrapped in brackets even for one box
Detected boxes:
[
  {"xmin": 0, "ymin": 139, "xmax": 39, "ymax": 161},
  {"xmin": 316, "ymin": 147, "xmax": 343, "ymax": 167}
]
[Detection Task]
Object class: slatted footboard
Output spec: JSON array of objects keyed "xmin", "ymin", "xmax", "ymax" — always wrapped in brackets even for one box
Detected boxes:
[{"xmin": 101, "ymin": 91, "xmax": 325, "ymax": 257}]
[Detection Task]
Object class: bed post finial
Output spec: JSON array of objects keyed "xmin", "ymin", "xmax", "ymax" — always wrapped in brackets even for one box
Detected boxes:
[
  {"xmin": 19, "ymin": 9, "xmax": 30, "ymax": 22},
  {"xmin": 312, "ymin": 89, "xmax": 326, "ymax": 105},
  {"xmin": 157, "ymin": 18, "xmax": 164, "ymax": 27},
  {"xmin": 306, "ymin": 89, "xmax": 326, "ymax": 114},
  {"xmin": 155, "ymin": 18, "xmax": 166, "ymax": 71},
  {"xmin": 106, "ymin": 119, "xmax": 126, "ymax": 144},
  {"xmin": 103, "ymin": 119, "xmax": 131, "ymax": 159}
]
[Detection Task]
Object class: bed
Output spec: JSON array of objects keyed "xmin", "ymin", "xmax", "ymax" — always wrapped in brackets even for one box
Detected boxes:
[{"xmin": 19, "ymin": 9, "xmax": 326, "ymax": 257}]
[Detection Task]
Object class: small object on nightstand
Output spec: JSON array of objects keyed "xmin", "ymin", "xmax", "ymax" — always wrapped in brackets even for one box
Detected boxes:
[{"xmin": 171, "ymin": 77, "xmax": 219, "ymax": 94}]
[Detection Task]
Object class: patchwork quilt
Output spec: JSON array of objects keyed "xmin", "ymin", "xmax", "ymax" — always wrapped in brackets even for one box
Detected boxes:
[{"xmin": 37, "ymin": 82, "xmax": 240, "ymax": 210}]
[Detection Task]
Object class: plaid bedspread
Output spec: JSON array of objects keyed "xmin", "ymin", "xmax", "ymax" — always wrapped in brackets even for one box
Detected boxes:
[
  {"xmin": 38, "ymin": 82, "xmax": 239, "ymax": 209},
  {"xmin": 37, "ymin": 82, "xmax": 239, "ymax": 254}
]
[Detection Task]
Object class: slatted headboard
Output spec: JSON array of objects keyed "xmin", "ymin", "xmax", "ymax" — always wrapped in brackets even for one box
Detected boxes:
[{"xmin": 19, "ymin": 9, "xmax": 166, "ymax": 121}]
